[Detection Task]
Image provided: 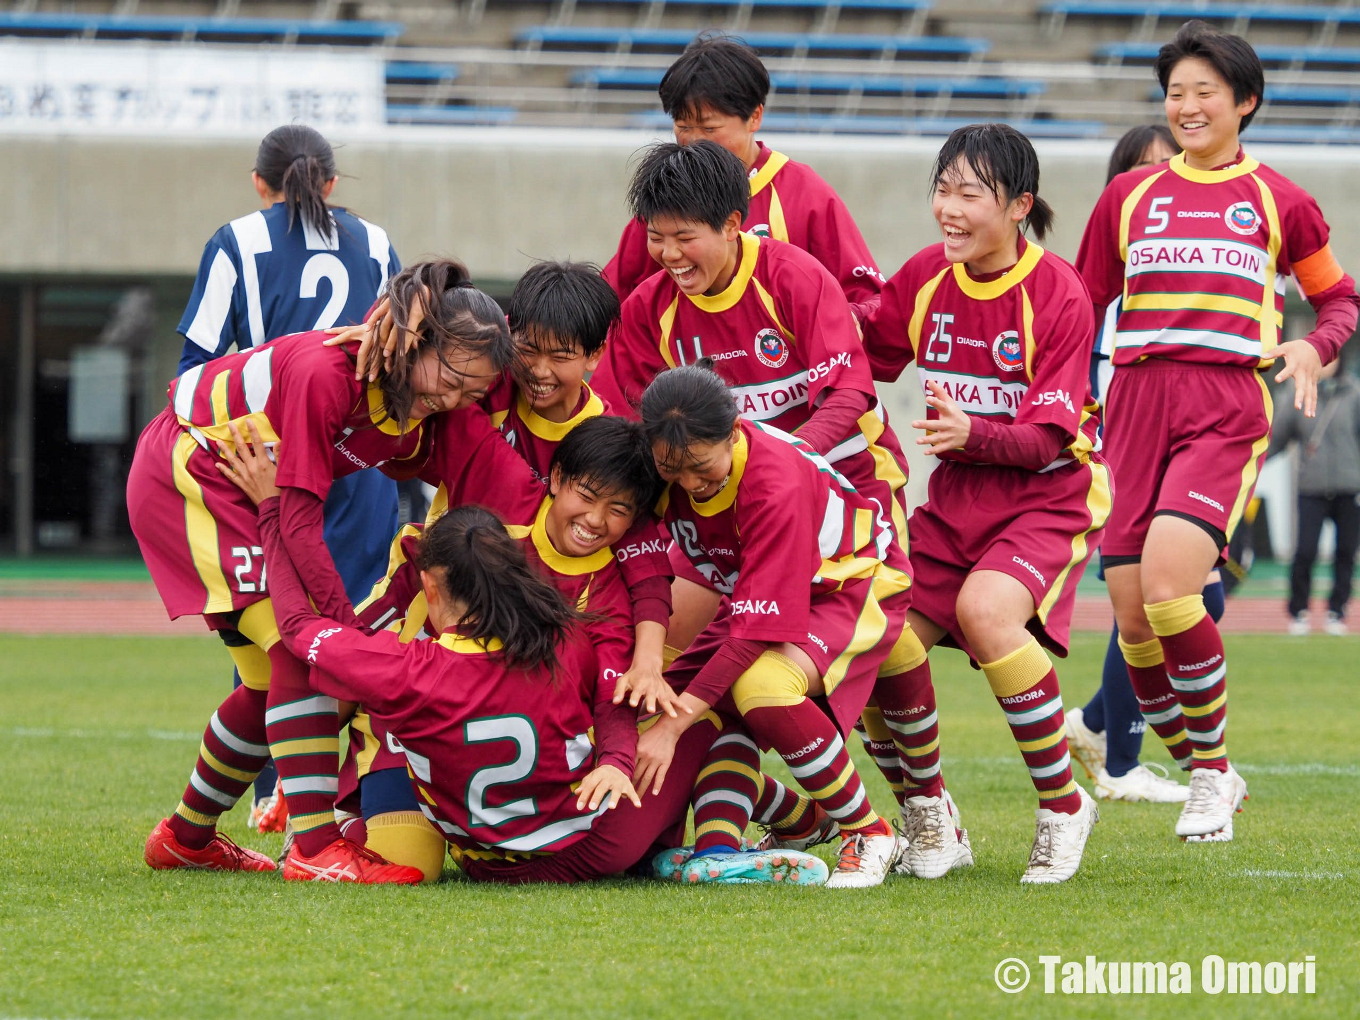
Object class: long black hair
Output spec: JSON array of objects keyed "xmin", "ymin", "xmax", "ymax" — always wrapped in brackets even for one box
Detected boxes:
[
  {"xmin": 376, "ymin": 259, "xmax": 513, "ymax": 426},
  {"xmin": 627, "ymin": 141, "xmax": 749, "ymax": 231},
  {"xmin": 255, "ymin": 125, "xmax": 337, "ymax": 238},
  {"xmin": 930, "ymin": 123, "xmax": 1055, "ymax": 241},
  {"xmin": 1106, "ymin": 124, "xmax": 1179, "ymax": 183},
  {"xmin": 417, "ymin": 505, "xmax": 579, "ymax": 675},
  {"xmin": 639, "ymin": 361, "xmax": 738, "ymax": 466}
]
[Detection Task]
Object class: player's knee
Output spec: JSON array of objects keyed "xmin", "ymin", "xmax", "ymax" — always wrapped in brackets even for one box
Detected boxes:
[
  {"xmin": 954, "ymin": 587, "xmax": 1000, "ymax": 639},
  {"xmin": 879, "ymin": 623, "xmax": 928, "ymax": 677},
  {"xmin": 731, "ymin": 652, "xmax": 809, "ymax": 715},
  {"xmin": 364, "ymin": 811, "xmax": 446, "ymax": 883}
]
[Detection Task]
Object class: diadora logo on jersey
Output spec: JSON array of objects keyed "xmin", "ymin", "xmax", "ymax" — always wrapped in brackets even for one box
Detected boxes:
[
  {"xmin": 1012, "ymin": 555, "xmax": 1046, "ymax": 586},
  {"xmin": 1177, "ymin": 210, "xmax": 1218, "ymax": 219},
  {"xmin": 1188, "ymin": 490, "xmax": 1225, "ymax": 513},
  {"xmin": 306, "ymin": 626, "xmax": 343, "ymax": 663},
  {"xmin": 754, "ymin": 328, "xmax": 790, "ymax": 369},
  {"xmin": 731, "ymin": 598, "xmax": 780, "ymax": 615},
  {"xmin": 1032, "ymin": 388, "xmax": 1076, "ymax": 414},
  {"xmin": 993, "ymin": 330, "xmax": 1024, "ymax": 372},
  {"xmin": 709, "ymin": 348, "xmax": 748, "ymax": 361},
  {"xmin": 333, "ymin": 432, "xmax": 377, "ymax": 470},
  {"xmin": 807, "ymin": 632, "xmax": 829, "ymax": 652},
  {"xmin": 615, "ymin": 537, "xmax": 669, "ymax": 562},
  {"xmin": 1224, "ymin": 201, "xmax": 1261, "ymax": 236}
]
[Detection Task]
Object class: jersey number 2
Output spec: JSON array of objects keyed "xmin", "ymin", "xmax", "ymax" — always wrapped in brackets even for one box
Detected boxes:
[
  {"xmin": 465, "ymin": 715, "xmax": 539, "ymax": 827},
  {"xmin": 300, "ymin": 253, "xmax": 351, "ymax": 330}
]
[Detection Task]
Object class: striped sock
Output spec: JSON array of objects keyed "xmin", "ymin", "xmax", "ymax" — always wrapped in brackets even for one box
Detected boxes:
[
  {"xmin": 873, "ymin": 660, "xmax": 945, "ymax": 800},
  {"xmin": 1146, "ymin": 595, "xmax": 1228, "ymax": 772},
  {"xmin": 1119, "ymin": 634, "xmax": 1193, "ymax": 769},
  {"xmin": 745, "ymin": 701, "xmax": 889, "ymax": 836},
  {"xmin": 168, "ymin": 684, "xmax": 270, "ymax": 849},
  {"xmin": 982, "ymin": 638, "xmax": 1081, "ymax": 815},
  {"xmin": 752, "ymin": 772, "xmax": 814, "ymax": 832},
  {"xmin": 264, "ymin": 648, "xmax": 341, "ymax": 857},
  {"xmin": 692, "ymin": 730, "xmax": 761, "ymax": 854},
  {"xmin": 855, "ymin": 711, "xmax": 908, "ymax": 807}
]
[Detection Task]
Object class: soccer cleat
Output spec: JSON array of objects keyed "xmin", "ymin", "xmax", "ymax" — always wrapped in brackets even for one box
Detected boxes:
[
  {"xmin": 144, "ymin": 818, "xmax": 276, "ymax": 873},
  {"xmin": 252, "ymin": 780, "xmax": 289, "ymax": 834},
  {"xmin": 898, "ymin": 793, "xmax": 975, "ymax": 879},
  {"xmin": 1064, "ymin": 707, "xmax": 1106, "ymax": 780},
  {"xmin": 1288, "ymin": 611, "xmax": 1311, "ymax": 637},
  {"xmin": 281, "ymin": 837, "xmax": 425, "ymax": 884},
  {"xmin": 753, "ymin": 805, "xmax": 840, "ymax": 854},
  {"xmin": 1324, "ymin": 611, "xmax": 1348, "ymax": 637},
  {"xmin": 1021, "ymin": 786, "xmax": 1099, "ymax": 885},
  {"xmin": 824, "ymin": 830, "xmax": 901, "ymax": 889},
  {"xmin": 677, "ymin": 848, "xmax": 828, "ymax": 886},
  {"xmin": 1176, "ymin": 765, "xmax": 1247, "ymax": 840},
  {"xmin": 650, "ymin": 839, "xmax": 757, "ymax": 881},
  {"xmin": 1094, "ymin": 763, "xmax": 1189, "ymax": 803}
]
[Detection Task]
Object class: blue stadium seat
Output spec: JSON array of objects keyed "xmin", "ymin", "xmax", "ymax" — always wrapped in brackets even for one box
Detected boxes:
[
  {"xmin": 574, "ymin": 66, "xmax": 1042, "ymax": 98},
  {"xmin": 386, "ymin": 62, "xmax": 461, "ymax": 85},
  {"xmin": 518, "ymin": 26, "xmax": 988, "ymax": 60},
  {"xmin": 630, "ymin": 110, "xmax": 1103, "ymax": 137},
  {"xmin": 0, "ymin": 12, "xmax": 402, "ymax": 44},
  {"xmin": 386, "ymin": 105, "xmax": 517, "ymax": 126},
  {"xmin": 1145, "ymin": 82, "xmax": 1360, "ymax": 107},
  {"xmin": 1098, "ymin": 41, "xmax": 1360, "ymax": 70},
  {"xmin": 1042, "ymin": 2, "xmax": 1360, "ymax": 29},
  {"xmin": 576, "ymin": 0, "xmax": 930, "ymax": 8}
]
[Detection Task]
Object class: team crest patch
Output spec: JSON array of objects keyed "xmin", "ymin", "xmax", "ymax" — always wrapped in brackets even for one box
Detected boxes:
[
  {"xmin": 1224, "ymin": 201, "xmax": 1261, "ymax": 236},
  {"xmin": 749, "ymin": 223, "xmax": 772, "ymax": 238},
  {"xmin": 754, "ymin": 328, "xmax": 789, "ymax": 368},
  {"xmin": 992, "ymin": 330, "xmax": 1024, "ymax": 372}
]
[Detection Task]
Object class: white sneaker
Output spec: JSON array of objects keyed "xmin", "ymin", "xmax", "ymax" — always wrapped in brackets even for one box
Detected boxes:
[
  {"xmin": 1064, "ymin": 707, "xmax": 1106, "ymax": 780},
  {"xmin": 1288, "ymin": 612, "xmax": 1311, "ymax": 636},
  {"xmin": 1176, "ymin": 765, "xmax": 1247, "ymax": 840},
  {"xmin": 1094, "ymin": 763, "xmax": 1190, "ymax": 803},
  {"xmin": 824, "ymin": 830, "xmax": 901, "ymax": 889},
  {"xmin": 1021, "ymin": 786, "xmax": 1099, "ymax": 885},
  {"xmin": 1324, "ymin": 611, "xmax": 1348, "ymax": 636},
  {"xmin": 898, "ymin": 793, "xmax": 975, "ymax": 878}
]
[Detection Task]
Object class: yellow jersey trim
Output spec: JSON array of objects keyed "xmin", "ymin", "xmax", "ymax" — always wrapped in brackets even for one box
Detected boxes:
[
  {"xmin": 748, "ymin": 151, "xmax": 791, "ymax": 197},
  {"xmin": 951, "ymin": 240, "xmax": 1045, "ymax": 300},
  {"xmin": 906, "ymin": 267, "xmax": 951, "ymax": 357},
  {"xmin": 528, "ymin": 496, "xmax": 613, "ymax": 575},
  {"xmin": 367, "ymin": 384, "xmax": 410, "ymax": 436},
  {"xmin": 658, "ymin": 294, "xmax": 681, "ymax": 369},
  {"xmin": 515, "ymin": 385, "xmax": 604, "ymax": 442},
  {"xmin": 435, "ymin": 631, "xmax": 504, "ymax": 654},
  {"xmin": 1168, "ymin": 150, "xmax": 1260, "ymax": 185},
  {"xmin": 752, "ymin": 278, "xmax": 793, "ymax": 341},
  {"xmin": 1117, "ymin": 170, "xmax": 1167, "ymax": 264},
  {"xmin": 688, "ymin": 427, "xmax": 748, "ymax": 517},
  {"xmin": 689, "ymin": 233, "xmax": 760, "ymax": 314}
]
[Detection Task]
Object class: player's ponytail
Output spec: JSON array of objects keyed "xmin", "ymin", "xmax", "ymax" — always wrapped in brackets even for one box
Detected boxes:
[
  {"xmin": 376, "ymin": 259, "xmax": 514, "ymax": 426},
  {"xmin": 639, "ymin": 362, "xmax": 739, "ymax": 459},
  {"xmin": 417, "ymin": 505, "xmax": 580, "ymax": 675},
  {"xmin": 930, "ymin": 123, "xmax": 1054, "ymax": 242},
  {"xmin": 255, "ymin": 125, "xmax": 337, "ymax": 238}
]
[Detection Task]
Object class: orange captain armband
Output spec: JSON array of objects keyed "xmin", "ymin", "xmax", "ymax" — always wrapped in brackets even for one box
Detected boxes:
[{"xmin": 1293, "ymin": 244, "xmax": 1345, "ymax": 298}]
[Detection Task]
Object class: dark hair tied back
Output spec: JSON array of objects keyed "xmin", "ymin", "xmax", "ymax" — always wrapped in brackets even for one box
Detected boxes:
[
  {"xmin": 639, "ymin": 362, "xmax": 738, "ymax": 465},
  {"xmin": 930, "ymin": 123, "xmax": 1054, "ymax": 242},
  {"xmin": 255, "ymin": 125, "xmax": 337, "ymax": 238}
]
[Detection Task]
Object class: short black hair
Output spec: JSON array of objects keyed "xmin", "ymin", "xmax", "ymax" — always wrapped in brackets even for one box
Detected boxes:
[
  {"xmin": 507, "ymin": 261, "xmax": 619, "ymax": 358},
  {"xmin": 639, "ymin": 361, "xmax": 738, "ymax": 468},
  {"xmin": 550, "ymin": 415, "xmax": 663, "ymax": 513},
  {"xmin": 1155, "ymin": 20, "xmax": 1264, "ymax": 132},
  {"xmin": 628, "ymin": 140, "xmax": 749, "ymax": 232},
  {"xmin": 659, "ymin": 34, "xmax": 770, "ymax": 123},
  {"xmin": 930, "ymin": 123, "xmax": 1054, "ymax": 242},
  {"xmin": 1106, "ymin": 124, "xmax": 1179, "ymax": 183}
]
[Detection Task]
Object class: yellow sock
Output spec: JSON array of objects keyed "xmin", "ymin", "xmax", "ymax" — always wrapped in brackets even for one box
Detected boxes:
[{"xmin": 365, "ymin": 811, "xmax": 446, "ymax": 883}]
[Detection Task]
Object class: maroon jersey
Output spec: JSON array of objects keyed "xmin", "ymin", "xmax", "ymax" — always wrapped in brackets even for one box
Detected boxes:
[
  {"xmin": 1076, "ymin": 151, "xmax": 1357, "ymax": 368},
  {"xmin": 661, "ymin": 419, "xmax": 909, "ymax": 644},
  {"xmin": 479, "ymin": 373, "xmax": 609, "ymax": 484},
  {"xmin": 167, "ymin": 331, "xmax": 430, "ymax": 500},
  {"xmin": 604, "ymin": 142, "xmax": 883, "ymax": 311},
  {"xmin": 864, "ymin": 241, "xmax": 1102, "ymax": 472}
]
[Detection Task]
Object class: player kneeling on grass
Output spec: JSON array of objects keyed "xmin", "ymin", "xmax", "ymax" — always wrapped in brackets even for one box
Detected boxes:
[{"xmin": 862, "ymin": 124, "xmax": 1108, "ymax": 884}]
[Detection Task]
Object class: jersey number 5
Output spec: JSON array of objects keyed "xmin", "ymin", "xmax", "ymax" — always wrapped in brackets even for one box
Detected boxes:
[
  {"xmin": 465, "ymin": 715, "xmax": 539, "ymax": 827},
  {"xmin": 1145, "ymin": 197, "xmax": 1172, "ymax": 236}
]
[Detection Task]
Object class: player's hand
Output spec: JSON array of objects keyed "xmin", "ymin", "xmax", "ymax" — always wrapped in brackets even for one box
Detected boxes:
[
  {"xmin": 633, "ymin": 721, "xmax": 680, "ymax": 796},
  {"xmin": 1273, "ymin": 338, "xmax": 1325, "ymax": 417},
  {"xmin": 324, "ymin": 290, "xmax": 428, "ymax": 381},
  {"xmin": 575, "ymin": 764, "xmax": 642, "ymax": 812},
  {"xmin": 215, "ymin": 420, "xmax": 279, "ymax": 504},
  {"xmin": 911, "ymin": 380, "xmax": 971, "ymax": 455},
  {"xmin": 612, "ymin": 658, "xmax": 691, "ymax": 719}
]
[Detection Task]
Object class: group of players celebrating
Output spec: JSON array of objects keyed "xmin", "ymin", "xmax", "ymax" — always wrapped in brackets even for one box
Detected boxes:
[{"xmin": 134, "ymin": 19, "xmax": 1356, "ymax": 889}]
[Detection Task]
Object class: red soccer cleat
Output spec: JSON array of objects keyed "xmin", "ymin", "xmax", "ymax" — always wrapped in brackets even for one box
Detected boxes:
[
  {"xmin": 281, "ymin": 838, "xmax": 425, "ymax": 884},
  {"xmin": 252, "ymin": 781, "xmax": 290, "ymax": 834},
  {"xmin": 144, "ymin": 818, "xmax": 277, "ymax": 873}
]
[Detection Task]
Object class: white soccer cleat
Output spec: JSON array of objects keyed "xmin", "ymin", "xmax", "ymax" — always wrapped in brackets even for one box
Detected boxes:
[
  {"xmin": 1094, "ymin": 763, "xmax": 1189, "ymax": 803},
  {"xmin": 754, "ymin": 806, "xmax": 840, "ymax": 854},
  {"xmin": 1064, "ymin": 707, "xmax": 1107, "ymax": 780},
  {"xmin": 1021, "ymin": 786, "xmax": 1099, "ymax": 885},
  {"xmin": 1324, "ymin": 611, "xmax": 1348, "ymax": 636},
  {"xmin": 1288, "ymin": 612, "xmax": 1311, "ymax": 637},
  {"xmin": 824, "ymin": 830, "xmax": 901, "ymax": 889},
  {"xmin": 898, "ymin": 794, "xmax": 975, "ymax": 879},
  {"xmin": 1176, "ymin": 765, "xmax": 1247, "ymax": 840}
]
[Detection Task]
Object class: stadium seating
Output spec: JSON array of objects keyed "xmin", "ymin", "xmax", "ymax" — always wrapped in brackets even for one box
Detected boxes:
[
  {"xmin": 1043, "ymin": 1, "xmax": 1360, "ymax": 35},
  {"xmin": 387, "ymin": 62, "xmax": 462, "ymax": 86},
  {"xmin": 386, "ymin": 104, "xmax": 518, "ymax": 125},
  {"xmin": 1098, "ymin": 41, "xmax": 1360, "ymax": 70},
  {"xmin": 516, "ymin": 26, "xmax": 989, "ymax": 62},
  {"xmin": 574, "ymin": 67, "xmax": 1043, "ymax": 99},
  {"xmin": 631, "ymin": 110, "xmax": 1104, "ymax": 137},
  {"xmin": 0, "ymin": 12, "xmax": 402, "ymax": 45}
]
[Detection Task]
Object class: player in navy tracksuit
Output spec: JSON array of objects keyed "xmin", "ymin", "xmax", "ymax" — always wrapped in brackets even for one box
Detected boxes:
[{"xmin": 176, "ymin": 124, "xmax": 402, "ymax": 825}]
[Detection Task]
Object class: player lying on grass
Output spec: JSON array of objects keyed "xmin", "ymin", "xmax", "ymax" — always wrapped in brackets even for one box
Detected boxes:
[
  {"xmin": 601, "ymin": 34, "xmax": 890, "ymax": 381},
  {"xmin": 862, "ymin": 123, "xmax": 1108, "ymax": 884},
  {"xmin": 1076, "ymin": 20, "xmax": 1358, "ymax": 842},
  {"xmin": 219, "ymin": 422, "xmax": 827, "ymax": 884},
  {"xmin": 136, "ymin": 259, "xmax": 511, "ymax": 884}
]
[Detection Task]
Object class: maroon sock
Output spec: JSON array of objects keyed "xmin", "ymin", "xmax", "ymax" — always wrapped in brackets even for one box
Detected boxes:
[
  {"xmin": 873, "ymin": 662, "xmax": 946, "ymax": 800},
  {"xmin": 263, "ymin": 645, "xmax": 342, "ymax": 857},
  {"xmin": 169, "ymin": 684, "xmax": 270, "ymax": 849}
]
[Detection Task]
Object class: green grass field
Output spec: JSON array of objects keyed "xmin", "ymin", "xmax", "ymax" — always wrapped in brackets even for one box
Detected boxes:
[{"xmin": 1, "ymin": 633, "xmax": 1356, "ymax": 1019}]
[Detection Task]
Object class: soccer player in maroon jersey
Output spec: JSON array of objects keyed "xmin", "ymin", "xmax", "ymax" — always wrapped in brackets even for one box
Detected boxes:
[
  {"xmin": 601, "ymin": 35, "xmax": 894, "ymax": 377},
  {"xmin": 630, "ymin": 364, "xmax": 920, "ymax": 888},
  {"xmin": 864, "ymin": 124, "xmax": 1109, "ymax": 884},
  {"xmin": 135, "ymin": 260, "xmax": 512, "ymax": 883},
  {"xmin": 1076, "ymin": 21, "xmax": 1358, "ymax": 842}
]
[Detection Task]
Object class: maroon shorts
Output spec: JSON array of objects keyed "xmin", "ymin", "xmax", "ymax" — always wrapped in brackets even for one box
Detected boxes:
[
  {"xmin": 336, "ymin": 708, "xmax": 406, "ymax": 815},
  {"xmin": 127, "ymin": 408, "xmax": 265, "ymax": 620},
  {"xmin": 908, "ymin": 457, "xmax": 1112, "ymax": 658},
  {"xmin": 1101, "ymin": 359, "xmax": 1272, "ymax": 560},
  {"xmin": 667, "ymin": 577, "xmax": 909, "ymax": 736}
]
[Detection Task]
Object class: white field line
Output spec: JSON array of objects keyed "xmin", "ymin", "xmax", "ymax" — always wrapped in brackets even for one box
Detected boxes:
[
  {"xmin": 1233, "ymin": 869, "xmax": 1348, "ymax": 880},
  {"xmin": 934, "ymin": 756, "xmax": 1359, "ymax": 777},
  {"xmin": 1, "ymin": 726, "xmax": 198, "ymax": 741}
]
